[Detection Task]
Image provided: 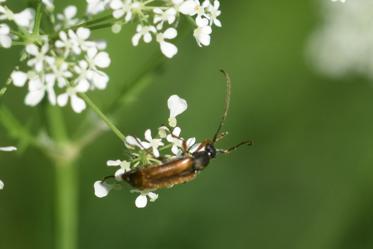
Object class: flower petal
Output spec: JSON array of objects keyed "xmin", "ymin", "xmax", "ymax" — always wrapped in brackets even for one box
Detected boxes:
[
  {"xmin": 93, "ymin": 181, "xmax": 112, "ymax": 198},
  {"xmin": 11, "ymin": 71, "xmax": 28, "ymax": 87},
  {"xmin": 168, "ymin": 95, "xmax": 188, "ymax": 118},
  {"xmin": 71, "ymin": 95, "xmax": 86, "ymax": 113},
  {"xmin": 0, "ymin": 180, "xmax": 4, "ymax": 190},
  {"xmin": 147, "ymin": 192, "xmax": 159, "ymax": 202},
  {"xmin": 107, "ymin": 160, "xmax": 122, "ymax": 166},
  {"xmin": 0, "ymin": 146, "xmax": 17, "ymax": 152},
  {"xmin": 135, "ymin": 195, "xmax": 148, "ymax": 208}
]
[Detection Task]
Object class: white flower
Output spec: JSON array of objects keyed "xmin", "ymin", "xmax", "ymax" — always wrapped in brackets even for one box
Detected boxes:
[
  {"xmin": 93, "ymin": 181, "xmax": 112, "ymax": 198},
  {"xmin": 0, "ymin": 24, "xmax": 11, "ymax": 48},
  {"xmin": 193, "ymin": 24, "xmax": 212, "ymax": 47},
  {"xmin": 42, "ymin": 0, "xmax": 55, "ymax": 11},
  {"xmin": 134, "ymin": 191, "xmax": 158, "ymax": 208},
  {"xmin": 156, "ymin": 28, "xmax": 178, "ymax": 58},
  {"xmin": 153, "ymin": 7, "xmax": 177, "ymax": 30},
  {"xmin": 131, "ymin": 25, "xmax": 157, "ymax": 46},
  {"xmin": 141, "ymin": 129, "xmax": 164, "ymax": 157},
  {"xmin": 48, "ymin": 61, "xmax": 73, "ymax": 88},
  {"xmin": 125, "ymin": 135, "xmax": 145, "ymax": 149},
  {"xmin": 25, "ymin": 73, "xmax": 56, "ymax": 106},
  {"xmin": 55, "ymin": 31, "xmax": 75, "ymax": 57},
  {"xmin": 167, "ymin": 127, "xmax": 183, "ymax": 155},
  {"xmin": 57, "ymin": 83, "xmax": 89, "ymax": 113},
  {"xmin": 68, "ymin": 28, "xmax": 95, "ymax": 55},
  {"xmin": 56, "ymin": 5, "xmax": 79, "ymax": 30},
  {"xmin": 0, "ymin": 179, "xmax": 4, "ymax": 190},
  {"xmin": 11, "ymin": 71, "xmax": 28, "ymax": 87},
  {"xmin": 110, "ymin": 0, "xmax": 137, "ymax": 22},
  {"xmin": 107, "ymin": 160, "xmax": 131, "ymax": 180},
  {"xmin": 207, "ymin": 0, "xmax": 221, "ymax": 27},
  {"xmin": 84, "ymin": 48, "xmax": 111, "ymax": 89},
  {"xmin": 0, "ymin": 6, "xmax": 34, "ymax": 29},
  {"xmin": 0, "ymin": 146, "xmax": 17, "ymax": 152},
  {"xmin": 172, "ymin": 0, "xmax": 185, "ymax": 11},
  {"xmin": 86, "ymin": 47, "xmax": 111, "ymax": 69},
  {"xmin": 307, "ymin": 0, "xmax": 373, "ymax": 79},
  {"xmin": 179, "ymin": 0, "xmax": 210, "ymax": 26},
  {"xmin": 167, "ymin": 95, "xmax": 187, "ymax": 127},
  {"xmin": 13, "ymin": 8, "xmax": 35, "ymax": 29},
  {"xmin": 87, "ymin": 0, "xmax": 111, "ymax": 15},
  {"xmin": 26, "ymin": 43, "xmax": 51, "ymax": 72}
]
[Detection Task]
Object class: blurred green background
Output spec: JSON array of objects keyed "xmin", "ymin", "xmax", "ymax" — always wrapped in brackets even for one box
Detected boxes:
[{"xmin": 1, "ymin": 1, "xmax": 373, "ymax": 249}]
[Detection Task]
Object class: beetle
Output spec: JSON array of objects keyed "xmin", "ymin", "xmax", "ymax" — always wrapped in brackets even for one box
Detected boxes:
[{"xmin": 118, "ymin": 70, "xmax": 253, "ymax": 190}]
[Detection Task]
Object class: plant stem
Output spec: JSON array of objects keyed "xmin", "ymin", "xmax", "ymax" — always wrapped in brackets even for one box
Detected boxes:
[
  {"xmin": 54, "ymin": 159, "xmax": 78, "ymax": 249},
  {"xmin": 33, "ymin": 2, "xmax": 43, "ymax": 35},
  {"xmin": 47, "ymin": 106, "xmax": 78, "ymax": 249},
  {"xmin": 79, "ymin": 92, "xmax": 126, "ymax": 141}
]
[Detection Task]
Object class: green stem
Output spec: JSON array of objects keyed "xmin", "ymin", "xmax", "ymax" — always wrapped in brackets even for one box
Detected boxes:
[
  {"xmin": 54, "ymin": 159, "xmax": 78, "ymax": 249},
  {"xmin": 79, "ymin": 92, "xmax": 126, "ymax": 141},
  {"xmin": 46, "ymin": 106, "xmax": 78, "ymax": 249},
  {"xmin": 33, "ymin": 2, "xmax": 43, "ymax": 35}
]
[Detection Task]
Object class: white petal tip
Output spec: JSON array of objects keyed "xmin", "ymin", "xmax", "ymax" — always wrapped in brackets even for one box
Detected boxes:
[{"xmin": 94, "ymin": 181, "xmax": 111, "ymax": 198}]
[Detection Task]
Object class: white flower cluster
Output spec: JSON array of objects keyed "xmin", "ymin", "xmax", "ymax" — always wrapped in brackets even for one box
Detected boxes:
[
  {"xmin": 0, "ymin": 145, "xmax": 16, "ymax": 190},
  {"xmin": 0, "ymin": 0, "xmax": 34, "ymax": 48},
  {"xmin": 94, "ymin": 95, "xmax": 201, "ymax": 208},
  {"xmin": 11, "ymin": 29, "xmax": 111, "ymax": 113},
  {"xmin": 307, "ymin": 0, "xmax": 373, "ymax": 79},
  {"xmin": 86, "ymin": 0, "xmax": 222, "ymax": 58}
]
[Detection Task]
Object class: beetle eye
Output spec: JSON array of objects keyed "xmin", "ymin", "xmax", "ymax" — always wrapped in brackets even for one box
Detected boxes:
[{"xmin": 206, "ymin": 144, "xmax": 216, "ymax": 158}]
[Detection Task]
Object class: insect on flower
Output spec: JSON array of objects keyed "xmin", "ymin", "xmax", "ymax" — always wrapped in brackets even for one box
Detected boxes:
[{"xmin": 98, "ymin": 70, "xmax": 252, "ymax": 198}]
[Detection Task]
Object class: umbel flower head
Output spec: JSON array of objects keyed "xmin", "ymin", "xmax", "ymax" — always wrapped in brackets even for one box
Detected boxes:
[
  {"xmin": 1, "ymin": 0, "xmax": 222, "ymax": 113},
  {"xmin": 0, "ymin": 145, "xmax": 16, "ymax": 190},
  {"xmin": 94, "ymin": 95, "xmax": 200, "ymax": 208}
]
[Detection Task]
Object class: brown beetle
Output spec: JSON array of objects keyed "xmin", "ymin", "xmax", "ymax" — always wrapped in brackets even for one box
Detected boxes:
[{"xmin": 118, "ymin": 70, "xmax": 253, "ymax": 190}]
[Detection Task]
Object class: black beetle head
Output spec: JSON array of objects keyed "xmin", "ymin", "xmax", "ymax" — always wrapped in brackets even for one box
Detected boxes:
[{"xmin": 205, "ymin": 143, "xmax": 217, "ymax": 158}]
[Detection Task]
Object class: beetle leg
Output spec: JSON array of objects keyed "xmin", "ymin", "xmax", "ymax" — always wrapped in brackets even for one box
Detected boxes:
[{"xmin": 220, "ymin": 140, "xmax": 253, "ymax": 154}]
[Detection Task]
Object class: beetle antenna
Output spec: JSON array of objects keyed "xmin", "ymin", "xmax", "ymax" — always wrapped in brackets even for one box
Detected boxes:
[
  {"xmin": 212, "ymin": 70, "xmax": 232, "ymax": 143},
  {"xmin": 219, "ymin": 140, "xmax": 253, "ymax": 154}
]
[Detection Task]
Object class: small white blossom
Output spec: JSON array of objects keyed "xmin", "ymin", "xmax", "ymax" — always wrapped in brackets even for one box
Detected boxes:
[
  {"xmin": 193, "ymin": 24, "xmax": 212, "ymax": 47},
  {"xmin": 207, "ymin": 0, "xmax": 221, "ymax": 27},
  {"xmin": 0, "ymin": 23, "xmax": 11, "ymax": 48},
  {"xmin": 87, "ymin": 0, "xmax": 111, "ymax": 15},
  {"xmin": 69, "ymin": 28, "xmax": 95, "ymax": 55},
  {"xmin": 94, "ymin": 181, "xmax": 112, "ymax": 198},
  {"xmin": 25, "ymin": 73, "xmax": 56, "ymax": 106},
  {"xmin": 141, "ymin": 129, "xmax": 164, "ymax": 157},
  {"xmin": 180, "ymin": 0, "xmax": 210, "ymax": 26},
  {"xmin": 132, "ymin": 25, "xmax": 157, "ymax": 46},
  {"xmin": 134, "ymin": 191, "xmax": 158, "ymax": 208},
  {"xmin": 167, "ymin": 95, "xmax": 188, "ymax": 127},
  {"xmin": 153, "ymin": 7, "xmax": 177, "ymax": 30},
  {"xmin": 107, "ymin": 160, "xmax": 131, "ymax": 180},
  {"xmin": 56, "ymin": 5, "xmax": 79, "ymax": 30},
  {"xmin": 48, "ymin": 61, "xmax": 73, "ymax": 88},
  {"xmin": 110, "ymin": 0, "xmax": 137, "ymax": 22},
  {"xmin": 0, "ymin": 179, "xmax": 4, "ymax": 190},
  {"xmin": 167, "ymin": 127, "xmax": 183, "ymax": 155},
  {"xmin": 42, "ymin": 0, "xmax": 55, "ymax": 11},
  {"xmin": 26, "ymin": 42, "xmax": 51, "ymax": 72},
  {"xmin": 57, "ymin": 83, "xmax": 88, "ymax": 113},
  {"xmin": 156, "ymin": 27, "xmax": 178, "ymax": 58}
]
